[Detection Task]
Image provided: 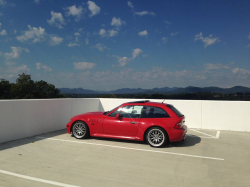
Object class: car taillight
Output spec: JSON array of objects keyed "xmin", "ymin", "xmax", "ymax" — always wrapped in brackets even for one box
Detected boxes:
[{"xmin": 174, "ymin": 122, "xmax": 184, "ymax": 129}]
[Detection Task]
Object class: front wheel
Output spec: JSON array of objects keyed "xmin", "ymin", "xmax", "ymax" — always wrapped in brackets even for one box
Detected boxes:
[
  {"xmin": 146, "ymin": 127, "xmax": 168, "ymax": 148},
  {"xmin": 72, "ymin": 121, "xmax": 89, "ymax": 139}
]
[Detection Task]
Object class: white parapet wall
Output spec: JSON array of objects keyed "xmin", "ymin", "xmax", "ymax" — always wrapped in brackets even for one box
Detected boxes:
[
  {"xmin": 0, "ymin": 98, "xmax": 99, "ymax": 144},
  {"xmin": 0, "ymin": 98, "xmax": 249, "ymax": 144}
]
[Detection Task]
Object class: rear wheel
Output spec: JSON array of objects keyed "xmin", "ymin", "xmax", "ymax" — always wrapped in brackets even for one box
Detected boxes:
[
  {"xmin": 146, "ymin": 127, "xmax": 168, "ymax": 148},
  {"xmin": 72, "ymin": 121, "xmax": 89, "ymax": 139}
]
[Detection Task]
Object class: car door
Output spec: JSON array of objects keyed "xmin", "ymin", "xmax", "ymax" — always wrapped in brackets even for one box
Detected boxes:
[{"xmin": 103, "ymin": 105, "xmax": 143, "ymax": 136}]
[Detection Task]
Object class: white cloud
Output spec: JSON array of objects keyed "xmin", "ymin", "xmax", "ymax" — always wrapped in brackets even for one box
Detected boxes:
[
  {"xmin": 0, "ymin": 0, "xmax": 6, "ymax": 6},
  {"xmin": 138, "ymin": 30, "xmax": 148, "ymax": 36},
  {"xmin": 134, "ymin": 11, "xmax": 155, "ymax": 16},
  {"xmin": 195, "ymin": 32, "xmax": 220, "ymax": 48},
  {"xmin": 164, "ymin": 20, "xmax": 172, "ymax": 25},
  {"xmin": 118, "ymin": 57, "xmax": 129, "ymax": 66},
  {"xmin": 116, "ymin": 48, "xmax": 143, "ymax": 66},
  {"xmin": 232, "ymin": 68, "xmax": 250, "ymax": 75},
  {"xmin": 0, "ymin": 29, "xmax": 7, "ymax": 36},
  {"xmin": 47, "ymin": 11, "xmax": 66, "ymax": 29},
  {"xmin": 0, "ymin": 23, "xmax": 2, "ymax": 27},
  {"xmin": 85, "ymin": 38, "xmax": 89, "ymax": 45},
  {"xmin": 171, "ymin": 32, "xmax": 179, "ymax": 36},
  {"xmin": 132, "ymin": 48, "xmax": 142, "ymax": 58},
  {"xmin": 74, "ymin": 62, "xmax": 96, "ymax": 70},
  {"xmin": 31, "ymin": 65, "xmax": 250, "ymax": 90},
  {"xmin": 5, "ymin": 47, "xmax": 29, "ymax": 60},
  {"xmin": 247, "ymin": 44, "xmax": 250, "ymax": 48},
  {"xmin": 16, "ymin": 25, "xmax": 46, "ymax": 43},
  {"xmin": 205, "ymin": 63, "xmax": 229, "ymax": 70},
  {"xmin": 87, "ymin": 1, "xmax": 100, "ymax": 17},
  {"xmin": 34, "ymin": 0, "xmax": 39, "ymax": 4},
  {"xmin": 94, "ymin": 43, "xmax": 107, "ymax": 51},
  {"xmin": 36, "ymin": 62, "xmax": 52, "ymax": 72},
  {"xmin": 49, "ymin": 36, "xmax": 63, "ymax": 46},
  {"xmin": 108, "ymin": 30, "xmax": 118, "ymax": 37},
  {"xmin": 128, "ymin": 1, "xmax": 134, "ymax": 9},
  {"xmin": 65, "ymin": 5, "xmax": 84, "ymax": 21},
  {"xmin": 74, "ymin": 32, "xmax": 80, "ymax": 36},
  {"xmin": 99, "ymin": 28, "xmax": 106, "ymax": 36},
  {"xmin": 68, "ymin": 42, "xmax": 80, "ymax": 47},
  {"xmin": 111, "ymin": 17, "xmax": 125, "ymax": 27},
  {"xmin": 9, "ymin": 64, "xmax": 30, "ymax": 73},
  {"xmin": 161, "ymin": 37, "xmax": 167, "ymax": 44}
]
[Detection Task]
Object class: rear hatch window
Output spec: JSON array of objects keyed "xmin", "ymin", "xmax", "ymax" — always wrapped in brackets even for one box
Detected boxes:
[{"xmin": 167, "ymin": 104, "xmax": 184, "ymax": 117}]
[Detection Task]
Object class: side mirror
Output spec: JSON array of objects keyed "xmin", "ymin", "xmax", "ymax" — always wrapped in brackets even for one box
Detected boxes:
[{"xmin": 116, "ymin": 113, "xmax": 120, "ymax": 119}]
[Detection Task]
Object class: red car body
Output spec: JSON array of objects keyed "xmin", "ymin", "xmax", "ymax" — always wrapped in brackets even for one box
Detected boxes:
[{"xmin": 66, "ymin": 101, "xmax": 187, "ymax": 145}]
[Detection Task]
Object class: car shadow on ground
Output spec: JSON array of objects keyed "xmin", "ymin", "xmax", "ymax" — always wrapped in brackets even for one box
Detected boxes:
[
  {"xmin": 169, "ymin": 135, "xmax": 201, "ymax": 148},
  {"xmin": 83, "ymin": 134, "xmax": 201, "ymax": 148},
  {"xmin": 0, "ymin": 129, "xmax": 67, "ymax": 151}
]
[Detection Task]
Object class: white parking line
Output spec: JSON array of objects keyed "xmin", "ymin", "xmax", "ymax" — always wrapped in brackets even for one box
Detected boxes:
[
  {"xmin": 189, "ymin": 129, "xmax": 220, "ymax": 139},
  {"xmin": 190, "ymin": 129, "xmax": 215, "ymax": 137},
  {"xmin": 216, "ymin": 131, "xmax": 221, "ymax": 138},
  {"xmin": 186, "ymin": 134, "xmax": 218, "ymax": 139},
  {"xmin": 36, "ymin": 137, "xmax": 224, "ymax": 161},
  {"xmin": 0, "ymin": 169, "xmax": 81, "ymax": 187}
]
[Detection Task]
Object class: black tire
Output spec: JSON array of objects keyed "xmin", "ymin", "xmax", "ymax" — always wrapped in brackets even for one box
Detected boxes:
[
  {"xmin": 146, "ymin": 127, "xmax": 168, "ymax": 148},
  {"xmin": 72, "ymin": 121, "xmax": 89, "ymax": 139}
]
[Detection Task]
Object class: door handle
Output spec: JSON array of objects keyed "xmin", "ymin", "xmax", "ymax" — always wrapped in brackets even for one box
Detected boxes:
[{"xmin": 130, "ymin": 122, "xmax": 137, "ymax": 124}]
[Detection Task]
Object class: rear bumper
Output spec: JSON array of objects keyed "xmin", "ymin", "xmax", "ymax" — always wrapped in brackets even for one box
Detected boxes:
[{"xmin": 169, "ymin": 125, "xmax": 187, "ymax": 142}]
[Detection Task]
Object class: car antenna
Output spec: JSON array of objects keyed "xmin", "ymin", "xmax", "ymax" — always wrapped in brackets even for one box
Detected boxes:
[{"xmin": 162, "ymin": 99, "xmax": 165, "ymax": 103}]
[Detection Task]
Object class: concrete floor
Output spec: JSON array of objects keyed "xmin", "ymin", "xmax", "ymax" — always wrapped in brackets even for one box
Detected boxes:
[{"xmin": 0, "ymin": 129, "xmax": 250, "ymax": 187}]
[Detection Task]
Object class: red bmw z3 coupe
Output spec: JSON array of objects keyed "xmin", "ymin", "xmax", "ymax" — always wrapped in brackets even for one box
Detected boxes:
[{"xmin": 67, "ymin": 100, "xmax": 187, "ymax": 147}]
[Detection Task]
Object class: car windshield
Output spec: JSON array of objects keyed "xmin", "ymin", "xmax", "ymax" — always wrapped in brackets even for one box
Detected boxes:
[{"xmin": 103, "ymin": 105, "xmax": 122, "ymax": 115}]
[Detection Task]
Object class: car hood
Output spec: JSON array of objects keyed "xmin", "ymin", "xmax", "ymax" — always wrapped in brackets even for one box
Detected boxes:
[
  {"xmin": 83, "ymin": 111, "xmax": 104, "ymax": 115},
  {"xmin": 74, "ymin": 111, "xmax": 104, "ymax": 118}
]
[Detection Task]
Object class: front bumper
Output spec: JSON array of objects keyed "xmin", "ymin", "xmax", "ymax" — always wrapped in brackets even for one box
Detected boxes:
[{"xmin": 66, "ymin": 123, "xmax": 71, "ymax": 134}]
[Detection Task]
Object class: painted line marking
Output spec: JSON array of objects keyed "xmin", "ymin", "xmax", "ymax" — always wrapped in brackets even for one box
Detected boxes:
[
  {"xmin": 0, "ymin": 169, "xmax": 81, "ymax": 187},
  {"xmin": 187, "ymin": 134, "xmax": 218, "ymax": 139},
  {"xmin": 190, "ymin": 129, "xmax": 215, "ymax": 138},
  {"xmin": 190, "ymin": 129, "xmax": 220, "ymax": 139},
  {"xmin": 216, "ymin": 131, "xmax": 221, "ymax": 138},
  {"xmin": 36, "ymin": 137, "xmax": 224, "ymax": 161}
]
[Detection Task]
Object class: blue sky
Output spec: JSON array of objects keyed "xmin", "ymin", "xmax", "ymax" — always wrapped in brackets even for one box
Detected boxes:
[{"xmin": 0, "ymin": 0, "xmax": 250, "ymax": 90}]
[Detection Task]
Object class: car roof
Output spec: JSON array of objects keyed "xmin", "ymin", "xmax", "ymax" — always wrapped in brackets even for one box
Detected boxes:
[{"xmin": 123, "ymin": 100, "xmax": 168, "ymax": 108}]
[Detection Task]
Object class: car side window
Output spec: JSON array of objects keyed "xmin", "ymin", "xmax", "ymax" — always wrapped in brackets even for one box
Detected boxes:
[
  {"xmin": 140, "ymin": 106, "xmax": 170, "ymax": 118},
  {"xmin": 108, "ymin": 107, "xmax": 122, "ymax": 117},
  {"xmin": 109, "ymin": 105, "xmax": 143, "ymax": 118}
]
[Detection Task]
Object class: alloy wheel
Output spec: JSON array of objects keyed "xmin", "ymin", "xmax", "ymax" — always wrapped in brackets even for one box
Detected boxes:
[
  {"xmin": 147, "ymin": 128, "xmax": 165, "ymax": 147},
  {"xmin": 72, "ymin": 122, "xmax": 86, "ymax": 139}
]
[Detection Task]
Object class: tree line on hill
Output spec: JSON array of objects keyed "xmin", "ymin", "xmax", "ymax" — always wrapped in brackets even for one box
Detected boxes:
[
  {"xmin": 0, "ymin": 73, "xmax": 65, "ymax": 99},
  {"xmin": 1, "ymin": 73, "xmax": 250, "ymax": 101}
]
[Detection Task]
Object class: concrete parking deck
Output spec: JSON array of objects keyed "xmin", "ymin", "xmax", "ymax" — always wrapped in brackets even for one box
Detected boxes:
[{"xmin": 0, "ymin": 129, "xmax": 250, "ymax": 187}]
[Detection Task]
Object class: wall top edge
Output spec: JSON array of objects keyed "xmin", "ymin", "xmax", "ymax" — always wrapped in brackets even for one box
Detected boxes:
[
  {"xmin": 0, "ymin": 98, "xmax": 102, "ymax": 102},
  {"xmin": 98, "ymin": 98, "xmax": 250, "ymax": 103},
  {"xmin": 0, "ymin": 98, "xmax": 249, "ymax": 104},
  {"xmin": 0, "ymin": 98, "xmax": 72, "ymax": 102}
]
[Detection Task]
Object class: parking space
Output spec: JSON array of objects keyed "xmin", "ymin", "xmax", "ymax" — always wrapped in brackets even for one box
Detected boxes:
[{"xmin": 0, "ymin": 129, "xmax": 250, "ymax": 187}]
